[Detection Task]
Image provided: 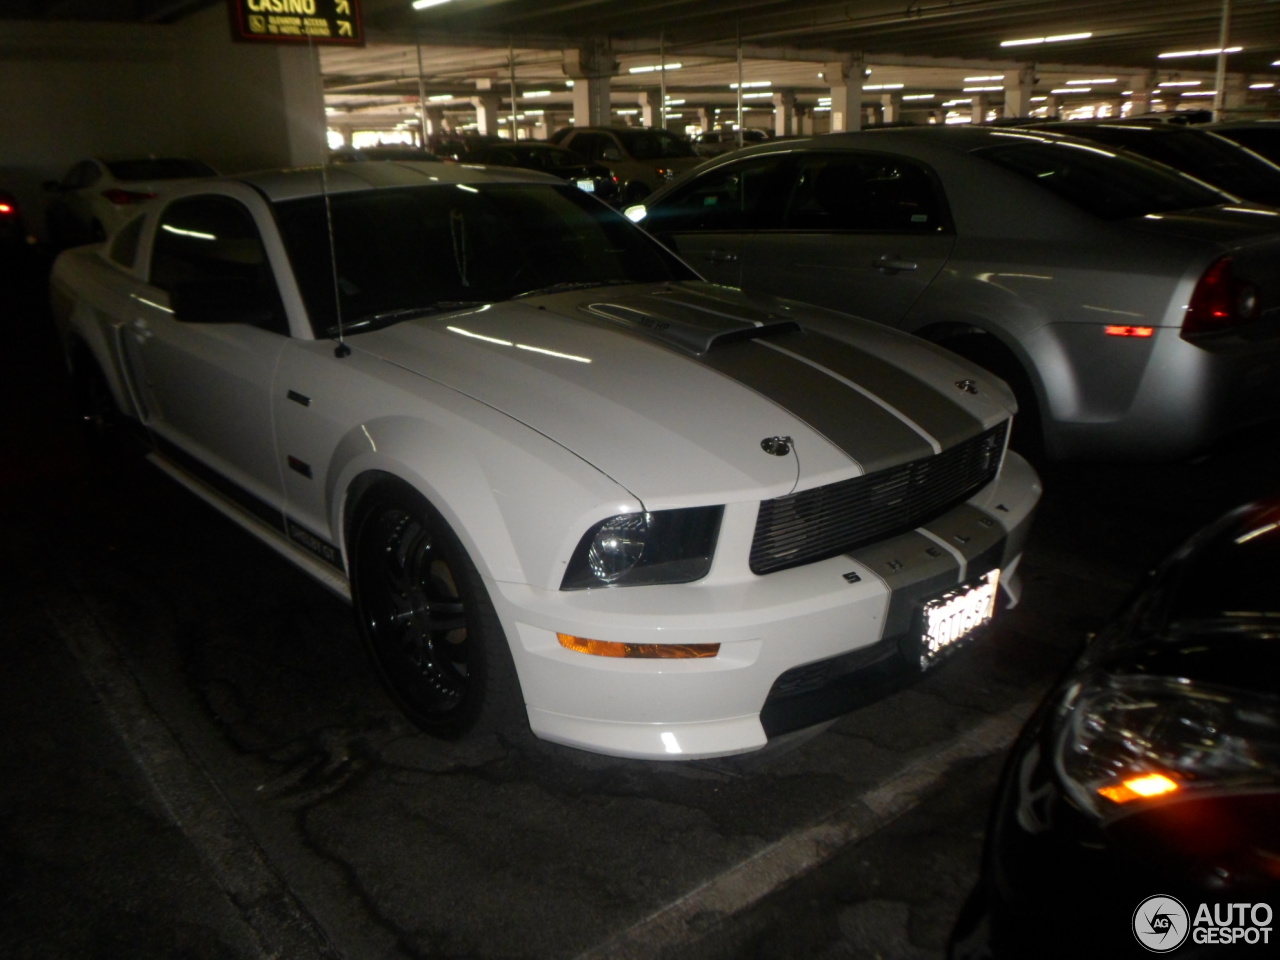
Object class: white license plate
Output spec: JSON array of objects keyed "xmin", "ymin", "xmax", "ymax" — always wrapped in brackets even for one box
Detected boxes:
[
  {"xmin": 576, "ymin": 179, "xmax": 595, "ymax": 193},
  {"xmin": 917, "ymin": 568, "xmax": 1000, "ymax": 669}
]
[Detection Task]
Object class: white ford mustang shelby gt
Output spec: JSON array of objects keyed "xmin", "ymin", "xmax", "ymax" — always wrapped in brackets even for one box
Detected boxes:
[{"xmin": 51, "ymin": 162, "xmax": 1040, "ymax": 760}]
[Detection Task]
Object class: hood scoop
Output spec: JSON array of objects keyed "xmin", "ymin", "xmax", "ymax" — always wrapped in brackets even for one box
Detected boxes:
[{"xmin": 586, "ymin": 294, "xmax": 801, "ymax": 355}]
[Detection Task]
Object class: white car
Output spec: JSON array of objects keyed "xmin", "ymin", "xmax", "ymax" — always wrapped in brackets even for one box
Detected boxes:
[
  {"xmin": 44, "ymin": 156, "xmax": 217, "ymax": 247},
  {"xmin": 50, "ymin": 162, "xmax": 1040, "ymax": 760}
]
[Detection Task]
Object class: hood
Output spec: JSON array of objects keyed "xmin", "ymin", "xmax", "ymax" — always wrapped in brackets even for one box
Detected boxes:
[{"xmin": 352, "ymin": 282, "xmax": 1011, "ymax": 508}]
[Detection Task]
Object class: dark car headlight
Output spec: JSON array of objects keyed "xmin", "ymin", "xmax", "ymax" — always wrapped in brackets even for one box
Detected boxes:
[
  {"xmin": 561, "ymin": 506, "xmax": 722, "ymax": 589},
  {"xmin": 1052, "ymin": 673, "xmax": 1280, "ymax": 821}
]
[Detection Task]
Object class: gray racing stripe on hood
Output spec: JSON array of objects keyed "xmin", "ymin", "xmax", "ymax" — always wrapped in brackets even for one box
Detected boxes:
[{"xmin": 697, "ymin": 337, "xmax": 935, "ymax": 472}]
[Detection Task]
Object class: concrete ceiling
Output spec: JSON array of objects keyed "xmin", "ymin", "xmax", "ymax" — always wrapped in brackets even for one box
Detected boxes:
[
  {"xmin": 5, "ymin": 1, "xmax": 1279, "ymax": 128},
  {"xmin": 329, "ymin": 0, "xmax": 1280, "ymax": 129}
]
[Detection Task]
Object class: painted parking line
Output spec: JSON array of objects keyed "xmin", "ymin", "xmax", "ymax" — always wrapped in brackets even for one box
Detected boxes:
[
  {"xmin": 575, "ymin": 701, "xmax": 1036, "ymax": 960},
  {"xmin": 49, "ymin": 593, "xmax": 340, "ymax": 960}
]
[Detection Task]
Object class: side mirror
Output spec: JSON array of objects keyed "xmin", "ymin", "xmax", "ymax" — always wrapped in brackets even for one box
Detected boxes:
[
  {"xmin": 623, "ymin": 203, "xmax": 648, "ymax": 223},
  {"xmin": 602, "ymin": 146, "xmax": 624, "ymax": 161},
  {"xmin": 170, "ymin": 278, "xmax": 280, "ymax": 327}
]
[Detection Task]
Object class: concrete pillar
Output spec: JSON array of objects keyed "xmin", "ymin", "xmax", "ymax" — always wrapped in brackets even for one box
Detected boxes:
[
  {"xmin": 1127, "ymin": 71, "xmax": 1156, "ymax": 116},
  {"xmin": 471, "ymin": 95, "xmax": 502, "ymax": 136},
  {"xmin": 796, "ymin": 104, "xmax": 813, "ymax": 136},
  {"xmin": 880, "ymin": 93, "xmax": 901, "ymax": 124},
  {"xmin": 825, "ymin": 55, "xmax": 865, "ymax": 133},
  {"xmin": 697, "ymin": 107, "xmax": 713, "ymax": 131},
  {"xmin": 1222, "ymin": 75, "xmax": 1250, "ymax": 113},
  {"xmin": 1044, "ymin": 95, "xmax": 1060, "ymax": 119},
  {"xmin": 772, "ymin": 89, "xmax": 796, "ymax": 136},
  {"xmin": 638, "ymin": 88, "xmax": 661, "ymax": 127},
  {"xmin": 563, "ymin": 41, "xmax": 617, "ymax": 127},
  {"xmin": 423, "ymin": 107, "xmax": 444, "ymax": 138},
  {"xmin": 180, "ymin": 4, "xmax": 326, "ymax": 170},
  {"xmin": 1004, "ymin": 64, "xmax": 1036, "ymax": 118},
  {"xmin": 969, "ymin": 94, "xmax": 988, "ymax": 124}
]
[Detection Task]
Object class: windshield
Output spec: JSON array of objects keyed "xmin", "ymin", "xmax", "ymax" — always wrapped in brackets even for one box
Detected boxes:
[
  {"xmin": 274, "ymin": 182, "xmax": 695, "ymax": 337},
  {"xmin": 974, "ymin": 137, "xmax": 1228, "ymax": 219},
  {"xmin": 616, "ymin": 129, "xmax": 698, "ymax": 160}
]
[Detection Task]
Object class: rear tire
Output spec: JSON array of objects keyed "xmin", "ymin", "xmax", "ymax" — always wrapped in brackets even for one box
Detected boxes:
[{"xmin": 348, "ymin": 479, "xmax": 523, "ymax": 739}]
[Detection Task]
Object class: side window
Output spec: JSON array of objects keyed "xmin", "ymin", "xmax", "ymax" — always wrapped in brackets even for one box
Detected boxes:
[
  {"xmin": 782, "ymin": 153, "xmax": 945, "ymax": 232},
  {"xmin": 645, "ymin": 154, "xmax": 789, "ymax": 233},
  {"xmin": 150, "ymin": 196, "xmax": 288, "ymax": 335},
  {"xmin": 569, "ymin": 133, "xmax": 606, "ymax": 162},
  {"xmin": 62, "ymin": 161, "xmax": 100, "ymax": 190}
]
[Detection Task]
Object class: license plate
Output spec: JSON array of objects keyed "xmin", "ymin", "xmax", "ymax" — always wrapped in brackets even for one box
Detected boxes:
[
  {"xmin": 915, "ymin": 568, "xmax": 1000, "ymax": 669},
  {"xmin": 576, "ymin": 179, "xmax": 595, "ymax": 193}
]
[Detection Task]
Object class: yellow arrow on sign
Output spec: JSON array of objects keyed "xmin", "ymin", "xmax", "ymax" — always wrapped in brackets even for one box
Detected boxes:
[
  {"xmin": 335, "ymin": 0, "xmax": 350, "ymax": 13},
  {"xmin": 338, "ymin": 20, "xmax": 353, "ymax": 36}
]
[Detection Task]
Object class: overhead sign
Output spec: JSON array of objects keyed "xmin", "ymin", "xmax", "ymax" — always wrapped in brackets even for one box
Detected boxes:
[{"xmin": 227, "ymin": 0, "xmax": 364, "ymax": 47}]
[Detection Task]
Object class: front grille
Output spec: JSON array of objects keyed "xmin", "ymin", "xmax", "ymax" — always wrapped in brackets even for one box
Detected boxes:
[{"xmin": 749, "ymin": 421, "xmax": 1008, "ymax": 575}]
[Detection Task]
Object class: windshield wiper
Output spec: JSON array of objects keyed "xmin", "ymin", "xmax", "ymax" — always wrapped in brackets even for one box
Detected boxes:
[
  {"xmin": 513, "ymin": 279, "xmax": 631, "ymax": 299},
  {"xmin": 334, "ymin": 301, "xmax": 488, "ymax": 336}
]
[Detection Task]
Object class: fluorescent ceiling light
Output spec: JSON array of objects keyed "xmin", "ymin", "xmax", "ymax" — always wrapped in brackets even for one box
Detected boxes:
[
  {"xmin": 965, "ymin": 75, "xmax": 1004, "ymax": 82},
  {"xmin": 742, "ymin": 92, "xmax": 774, "ymax": 99},
  {"xmin": 1158, "ymin": 46, "xmax": 1241, "ymax": 58},
  {"xmin": 903, "ymin": 93, "xmax": 936, "ymax": 100},
  {"xmin": 1051, "ymin": 87, "xmax": 1091, "ymax": 94},
  {"xmin": 1001, "ymin": 32, "xmax": 1092, "ymax": 48},
  {"xmin": 1158, "ymin": 80, "xmax": 1202, "ymax": 87},
  {"xmin": 864, "ymin": 83, "xmax": 904, "ymax": 90},
  {"xmin": 730, "ymin": 81, "xmax": 772, "ymax": 89},
  {"xmin": 412, "ymin": 0, "xmax": 454, "ymax": 9},
  {"xmin": 629, "ymin": 62, "xmax": 682, "ymax": 74},
  {"xmin": 1250, "ymin": 82, "xmax": 1276, "ymax": 89},
  {"xmin": 428, "ymin": 94, "xmax": 453, "ymax": 102},
  {"xmin": 1068, "ymin": 78, "xmax": 1117, "ymax": 84},
  {"xmin": 523, "ymin": 90, "xmax": 551, "ymax": 98},
  {"xmin": 964, "ymin": 86, "xmax": 1004, "ymax": 92}
]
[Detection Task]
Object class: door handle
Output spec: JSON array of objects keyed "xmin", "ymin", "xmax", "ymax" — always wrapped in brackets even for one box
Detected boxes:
[
  {"xmin": 705, "ymin": 248, "xmax": 740, "ymax": 263},
  {"xmin": 131, "ymin": 318, "xmax": 154, "ymax": 340},
  {"xmin": 872, "ymin": 256, "xmax": 919, "ymax": 273}
]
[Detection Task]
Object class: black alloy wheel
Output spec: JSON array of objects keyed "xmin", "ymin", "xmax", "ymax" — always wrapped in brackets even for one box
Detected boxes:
[{"xmin": 350, "ymin": 480, "xmax": 519, "ymax": 739}]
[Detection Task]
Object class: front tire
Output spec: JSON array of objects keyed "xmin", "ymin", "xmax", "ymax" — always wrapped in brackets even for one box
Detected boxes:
[{"xmin": 349, "ymin": 479, "xmax": 522, "ymax": 739}]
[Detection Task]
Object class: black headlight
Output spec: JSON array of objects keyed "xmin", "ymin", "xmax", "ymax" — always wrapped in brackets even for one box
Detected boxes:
[{"xmin": 561, "ymin": 506, "xmax": 723, "ymax": 589}]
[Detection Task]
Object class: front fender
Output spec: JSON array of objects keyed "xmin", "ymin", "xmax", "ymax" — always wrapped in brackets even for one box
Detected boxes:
[{"xmin": 323, "ymin": 408, "xmax": 639, "ymax": 593}]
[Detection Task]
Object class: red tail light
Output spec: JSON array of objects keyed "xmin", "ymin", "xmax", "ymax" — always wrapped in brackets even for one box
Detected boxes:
[
  {"xmin": 0, "ymin": 202, "xmax": 15, "ymax": 216},
  {"xmin": 1181, "ymin": 256, "xmax": 1260, "ymax": 341},
  {"xmin": 101, "ymin": 188, "xmax": 157, "ymax": 205}
]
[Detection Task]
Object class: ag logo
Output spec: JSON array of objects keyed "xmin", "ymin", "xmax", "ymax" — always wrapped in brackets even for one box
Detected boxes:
[{"xmin": 1133, "ymin": 895, "xmax": 1190, "ymax": 953}]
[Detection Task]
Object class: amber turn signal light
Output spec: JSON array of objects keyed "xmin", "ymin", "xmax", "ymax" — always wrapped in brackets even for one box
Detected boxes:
[{"xmin": 557, "ymin": 633, "xmax": 720, "ymax": 659}]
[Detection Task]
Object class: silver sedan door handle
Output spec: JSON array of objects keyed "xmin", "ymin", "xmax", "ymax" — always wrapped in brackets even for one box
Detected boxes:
[
  {"xmin": 705, "ymin": 248, "xmax": 740, "ymax": 263},
  {"xmin": 131, "ymin": 318, "xmax": 154, "ymax": 340},
  {"xmin": 872, "ymin": 256, "xmax": 919, "ymax": 273}
]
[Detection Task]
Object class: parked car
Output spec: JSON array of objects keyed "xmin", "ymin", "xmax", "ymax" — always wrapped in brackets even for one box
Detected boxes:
[
  {"xmin": 549, "ymin": 126, "xmax": 704, "ymax": 202},
  {"xmin": 950, "ymin": 498, "xmax": 1280, "ymax": 960},
  {"xmin": 330, "ymin": 146, "xmax": 442, "ymax": 163},
  {"xmin": 457, "ymin": 141, "xmax": 619, "ymax": 202},
  {"xmin": 628, "ymin": 127, "xmax": 1280, "ymax": 462},
  {"xmin": 49, "ymin": 161, "xmax": 1039, "ymax": 760},
  {"xmin": 1031, "ymin": 120, "xmax": 1280, "ymax": 207},
  {"xmin": 694, "ymin": 128, "xmax": 772, "ymax": 157},
  {"xmin": 44, "ymin": 156, "xmax": 217, "ymax": 247},
  {"xmin": 1206, "ymin": 119, "xmax": 1280, "ymax": 166}
]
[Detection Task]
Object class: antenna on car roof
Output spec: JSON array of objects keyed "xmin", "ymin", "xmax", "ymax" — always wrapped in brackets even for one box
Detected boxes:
[{"xmin": 310, "ymin": 32, "xmax": 350, "ymax": 359}]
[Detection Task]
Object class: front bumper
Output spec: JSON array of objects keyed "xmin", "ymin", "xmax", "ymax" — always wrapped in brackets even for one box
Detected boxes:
[{"xmin": 490, "ymin": 452, "xmax": 1040, "ymax": 760}]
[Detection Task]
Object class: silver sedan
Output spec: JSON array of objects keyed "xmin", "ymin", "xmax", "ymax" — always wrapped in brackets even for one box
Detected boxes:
[{"xmin": 631, "ymin": 127, "xmax": 1280, "ymax": 461}]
